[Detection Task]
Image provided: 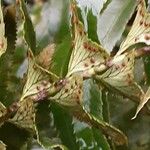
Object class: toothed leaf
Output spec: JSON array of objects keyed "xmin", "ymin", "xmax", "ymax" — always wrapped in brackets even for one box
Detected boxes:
[
  {"xmin": 94, "ymin": 50, "xmax": 144, "ymax": 102},
  {"xmin": 117, "ymin": 0, "xmax": 150, "ymax": 55},
  {"xmin": 51, "ymin": 104, "xmax": 79, "ymax": 150},
  {"xmin": 83, "ymin": 79, "xmax": 103, "ymax": 120},
  {"xmin": 35, "ymin": 101, "xmax": 65, "ymax": 149},
  {"xmin": 21, "ymin": 51, "xmax": 58, "ymax": 101},
  {"xmin": 50, "ymin": 74, "xmax": 82, "ymax": 149},
  {"xmin": 67, "ymin": 3, "xmax": 109, "ymax": 77},
  {"xmin": 73, "ymin": 80, "xmax": 110, "ymax": 150},
  {"xmin": 19, "ymin": 0, "xmax": 36, "ymax": 53},
  {"xmin": 8, "ymin": 99, "xmax": 37, "ymax": 131},
  {"xmin": 51, "ymin": 74, "xmax": 83, "ymax": 108},
  {"xmin": 73, "ymin": 106, "xmax": 127, "ymax": 145},
  {"xmin": 51, "ymin": 74, "xmax": 127, "ymax": 145}
]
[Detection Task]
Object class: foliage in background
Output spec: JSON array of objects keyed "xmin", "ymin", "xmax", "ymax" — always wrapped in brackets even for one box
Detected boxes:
[{"xmin": 0, "ymin": 0, "xmax": 150, "ymax": 150}]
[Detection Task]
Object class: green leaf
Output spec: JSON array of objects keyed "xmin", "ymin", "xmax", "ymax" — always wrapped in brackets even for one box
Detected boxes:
[
  {"xmin": 0, "ymin": 122, "xmax": 30, "ymax": 149},
  {"xmin": 100, "ymin": 0, "xmax": 112, "ymax": 14},
  {"xmin": 48, "ymin": 7, "xmax": 78, "ymax": 148},
  {"xmin": 73, "ymin": 106, "xmax": 127, "ymax": 145},
  {"xmin": 19, "ymin": 0, "xmax": 36, "ymax": 54},
  {"xmin": 4, "ymin": 4, "xmax": 16, "ymax": 53},
  {"xmin": 54, "ymin": 0, "xmax": 70, "ymax": 43},
  {"xmin": 101, "ymin": 91, "xmax": 110, "ymax": 123},
  {"xmin": 48, "ymin": 1, "xmax": 71, "ymax": 77},
  {"xmin": 87, "ymin": 11, "xmax": 99, "ymax": 43},
  {"xmin": 73, "ymin": 79, "xmax": 110, "ymax": 150},
  {"xmin": 89, "ymin": 81, "xmax": 103, "ymax": 120},
  {"xmin": 97, "ymin": 0, "xmax": 137, "ymax": 51},
  {"xmin": 51, "ymin": 104, "xmax": 79, "ymax": 150},
  {"xmin": 76, "ymin": 0, "xmax": 106, "ymax": 31},
  {"xmin": 51, "ymin": 35, "xmax": 72, "ymax": 77},
  {"xmin": 49, "ymin": 73, "xmax": 127, "ymax": 145},
  {"xmin": 92, "ymin": 128, "xmax": 111, "ymax": 150},
  {"xmin": 88, "ymin": 81, "xmax": 111, "ymax": 149},
  {"xmin": 35, "ymin": 101, "xmax": 65, "ymax": 150},
  {"xmin": 74, "ymin": 123, "xmax": 110, "ymax": 150},
  {"xmin": 101, "ymin": 91, "xmax": 116, "ymax": 149},
  {"xmin": 0, "ymin": 4, "xmax": 17, "ymax": 106}
]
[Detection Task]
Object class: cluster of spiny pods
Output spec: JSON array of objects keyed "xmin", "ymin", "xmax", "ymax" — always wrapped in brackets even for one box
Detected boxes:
[{"xmin": 0, "ymin": 0, "xmax": 150, "ymax": 148}]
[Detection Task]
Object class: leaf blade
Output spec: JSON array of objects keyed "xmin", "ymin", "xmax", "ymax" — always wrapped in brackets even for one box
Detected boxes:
[
  {"xmin": 117, "ymin": 0, "xmax": 150, "ymax": 55},
  {"xmin": 94, "ymin": 50, "xmax": 144, "ymax": 103},
  {"xmin": 97, "ymin": 0, "xmax": 137, "ymax": 51},
  {"xmin": 51, "ymin": 104, "xmax": 79, "ymax": 150},
  {"xmin": 19, "ymin": 0, "xmax": 36, "ymax": 54}
]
